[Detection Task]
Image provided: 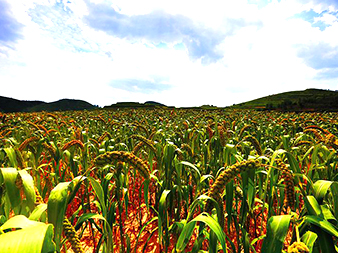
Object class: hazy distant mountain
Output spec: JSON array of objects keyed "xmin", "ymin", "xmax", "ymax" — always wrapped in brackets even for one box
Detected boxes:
[{"xmin": 0, "ymin": 96, "xmax": 95, "ymax": 112}]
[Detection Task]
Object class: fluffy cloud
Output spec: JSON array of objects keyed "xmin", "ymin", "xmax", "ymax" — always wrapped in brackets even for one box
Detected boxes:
[
  {"xmin": 0, "ymin": 0, "xmax": 23, "ymax": 43},
  {"xmin": 84, "ymin": 2, "xmax": 226, "ymax": 63},
  {"xmin": 0, "ymin": 0, "xmax": 23, "ymax": 58},
  {"xmin": 297, "ymin": 42, "xmax": 338, "ymax": 70},
  {"xmin": 110, "ymin": 78, "xmax": 171, "ymax": 93},
  {"xmin": 0, "ymin": 0, "xmax": 337, "ymax": 107}
]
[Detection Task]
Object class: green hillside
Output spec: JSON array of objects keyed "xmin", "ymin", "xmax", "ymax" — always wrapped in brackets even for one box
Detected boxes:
[
  {"xmin": 0, "ymin": 96, "xmax": 95, "ymax": 112},
  {"xmin": 105, "ymin": 101, "xmax": 168, "ymax": 109},
  {"xmin": 0, "ymin": 96, "xmax": 45, "ymax": 113},
  {"xmin": 26, "ymin": 99, "xmax": 95, "ymax": 112},
  {"xmin": 233, "ymin": 88, "xmax": 338, "ymax": 111}
]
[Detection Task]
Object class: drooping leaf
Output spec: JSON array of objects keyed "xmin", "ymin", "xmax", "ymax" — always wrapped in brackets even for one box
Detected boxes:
[
  {"xmin": 3, "ymin": 148, "xmax": 18, "ymax": 168},
  {"xmin": 88, "ymin": 177, "xmax": 107, "ymax": 217},
  {"xmin": 305, "ymin": 215, "xmax": 338, "ymax": 238},
  {"xmin": 301, "ymin": 231, "xmax": 318, "ymax": 253},
  {"xmin": 176, "ymin": 212, "xmax": 227, "ymax": 253},
  {"xmin": 47, "ymin": 181, "xmax": 70, "ymax": 252},
  {"xmin": 321, "ymin": 204, "xmax": 337, "ymax": 224},
  {"xmin": 305, "ymin": 196, "xmax": 323, "ymax": 217},
  {"xmin": 261, "ymin": 215, "xmax": 291, "ymax": 253},
  {"xmin": 158, "ymin": 189, "xmax": 170, "ymax": 247},
  {"xmin": 0, "ymin": 168, "xmax": 21, "ymax": 209},
  {"xmin": 75, "ymin": 213, "xmax": 113, "ymax": 252},
  {"xmin": 29, "ymin": 204, "xmax": 47, "ymax": 221},
  {"xmin": 313, "ymin": 180, "xmax": 334, "ymax": 203},
  {"xmin": 134, "ymin": 217, "xmax": 158, "ymax": 253},
  {"xmin": 0, "ymin": 215, "xmax": 55, "ymax": 253},
  {"xmin": 331, "ymin": 182, "xmax": 338, "ymax": 221},
  {"xmin": 19, "ymin": 170, "xmax": 36, "ymax": 211},
  {"xmin": 180, "ymin": 161, "xmax": 201, "ymax": 180}
]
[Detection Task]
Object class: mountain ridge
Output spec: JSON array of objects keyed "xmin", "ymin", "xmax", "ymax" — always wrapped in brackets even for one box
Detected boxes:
[
  {"xmin": 1, "ymin": 88, "xmax": 338, "ymax": 112},
  {"xmin": 0, "ymin": 96, "xmax": 95, "ymax": 113},
  {"xmin": 232, "ymin": 88, "xmax": 338, "ymax": 111}
]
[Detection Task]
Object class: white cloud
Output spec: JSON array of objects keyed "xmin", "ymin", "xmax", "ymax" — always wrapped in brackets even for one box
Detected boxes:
[
  {"xmin": 314, "ymin": 12, "xmax": 338, "ymax": 25},
  {"xmin": 0, "ymin": 0, "xmax": 338, "ymax": 108}
]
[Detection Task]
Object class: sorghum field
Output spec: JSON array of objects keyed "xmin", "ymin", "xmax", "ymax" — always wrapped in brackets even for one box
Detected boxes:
[{"xmin": 1, "ymin": 108, "xmax": 338, "ymax": 253}]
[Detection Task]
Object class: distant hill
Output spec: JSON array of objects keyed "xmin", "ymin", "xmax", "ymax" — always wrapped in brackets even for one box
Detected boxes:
[
  {"xmin": 105, "ymin": 101, "xmax": 168, "ymax": 109},
  {"xmin": 144, "ymin": 101, "xmax": 166, "ymax": 107},
  {"xmin": 233, "ymin": 88, "xmax": 338, "ymax": 111},
  {"xmin": 3, "ymin": 88, "xmax": 338, "ymax": 113},
  {"xmin": 0, "ymin": 96, "xmax": 45, "ymax": 113},
  {"xmin": 26, "ymin": 99, "xmax": 95, "ymax": 112},
  {"xmin": 0, "ymin": 96, "xmax": 95, "ymax": 112}
]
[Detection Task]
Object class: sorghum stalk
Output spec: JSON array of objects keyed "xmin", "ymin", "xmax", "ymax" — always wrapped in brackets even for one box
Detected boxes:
[
  {"xmin": 276, "ymin": 159, "xmax": 295, "ymax": 211},
  {"xmin": 294, "ymin": 140, "xmax": 312, "ymax": 147},
  {"xmin": 206, "ymin": 159, "xmax": 259, "ymax": 211},
  {"xmin": 287, "ymin": 242, "xmax": 309, "ymax": 253},
  {"xmin": 62, "ymin": 140, "xmax": 84, "ymax": 151},
  {"xmin": 181, "ymin": 143, "xmax": 194, "ymax": 157},
  {"xmin": 94, "ymin": 151, "xmax": 150, "ymax": 179},
  {"xmin": 218, "ymin": 125, "xmax": 226, "ymax": 147},
  {"xmin": 305, "ymin": 125, "xmax": 329, "ymax": 135},
  {"xmin": 98, "ymin": 131, "xmax": 111, "ymax": 143},
  {"xmin": 304, "ymin": 129, "xmax": 324, "ymax": 142},
  {"xmin": 42, "ymin": 143, "xmax": 56, "ymax": 160},
  {"xmin": 239, "ymin": 124, "xmax": 251, "ymax": 138},
  {"xmin": 14, "ymin": 148, "xmax": 26, "ymax": 169},
  {"xmin": 325, "ymin": 133, "xmax": 338, "ymax": 149},
  {"xmin": 243, "ymin": 135, "xmax": 263, "ymax": 156},
  {"xmin": 18, "ymin": 136, "xmax": 40, "ymax": 152},
  {"xmin": 131, "ymin": 134, "xmax": 156, "ymax": 154},
  {"xmin": 63, "ymin": 218, "xmax": 84, "ymax": 253}
]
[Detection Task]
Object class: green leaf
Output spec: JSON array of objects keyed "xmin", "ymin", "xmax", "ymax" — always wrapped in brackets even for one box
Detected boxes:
[
  {"xmin": 176, "ymin": 213, "xmax": 227, "ymax": 253},
  {"xmin": 301, "ymin": 231, "xmax": 318, "ymax": 253},
  {"xmin": 19, "ymin": 170, "xmax": 36, "ymax": 211},
  {"xmin": 134, "ymin": 217, "xmax": 158, "ymax": 253},
  {"xmin": 305, "ymin": 215, "xmax": 338, "ymax": 238},
  {"xmin": 3, "ymin": 148, "xmax": 18, "ymax": 168},
  {"xmin": 158, "ymin": 189, "xmax": 170, "ymax": 247},
  {"xmin": 225, "ymin": 181, "xmax": 233, "ymax": 232},
  {"xmin": 331, "ymin": 183, "xmax": 338, "ymax": 221},
  {"xmin": 261, "ymin": 215, "xmax": 291, "ymax": 253},
  {"xmin": 313, "ymin": 180, "xmax": 333, "ymax": 202},
  {"xmin": 285, "ymin": 151, "xmax": 301, "ymax": 174},
  {"xmin": 66, "ymin": 175, "xmax": 87, "ymax": 205},
  {"xmin": 180, "ymin": 161, "xmax": 201, "ymax": 180},
  {"xmin": 186, "ymin": 194, "xmax": 214, "ymax": 221},
  {"xmin": 0, "ymin": 167, "xmax": 21, "ymax": 210},
  {"xmin": 175, "ymin": 220, "xmax": 197, "ymax": 251},
  {"xmin": 75, "ymin": 213, "xmax": 113, "ymax": 252},
  {"xmin": 312, "ymin": 180, "xmax": 338, "ymax": 220},
  {"xmin": 47, "ymin": 181, "xmax": 70, "ymax": 252},
  {"xmin": 88, "ymin": 177, "xmax": 107, "ymax": 217},
  {"xmin": 0, "ymin": 215, "xmax": 37, "ymax": 231},
  {"xmin": 143, "ymin": 179, "xmax": 149, "ymax": 209},
  {"xmin": 75, "ymin": 213, "xmax": 105, "ymax": 230},
  {"xmin": 305, "ymin": 196, "xmax": 323, "ymax": 217},
  {"xmin": 29, "ymin": 204, "xmax": 47, "ymax": 221},
  {"xmin": 0, "ymin": 215, "xmax": 55, "ymax": 253},
  {"xmin": 321, "ymin": 204, "xmax": 337, "ymax": 223}
]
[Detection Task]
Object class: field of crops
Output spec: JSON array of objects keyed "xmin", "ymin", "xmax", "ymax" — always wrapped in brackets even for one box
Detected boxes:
[{"xmin": 1, "ymin": 108, "xmax": 338, "ymax": 253}]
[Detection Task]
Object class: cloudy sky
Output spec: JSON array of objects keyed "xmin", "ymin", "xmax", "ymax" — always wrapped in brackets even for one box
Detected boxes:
[{"xmin": 0, "ymin": 0, "xmax": 337, "ymax": 107}]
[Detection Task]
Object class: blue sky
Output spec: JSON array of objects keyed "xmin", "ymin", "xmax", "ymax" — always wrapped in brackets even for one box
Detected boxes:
[{"xmin": 0, "ymin": 0, "xmax": 338, "ymax": 107}]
